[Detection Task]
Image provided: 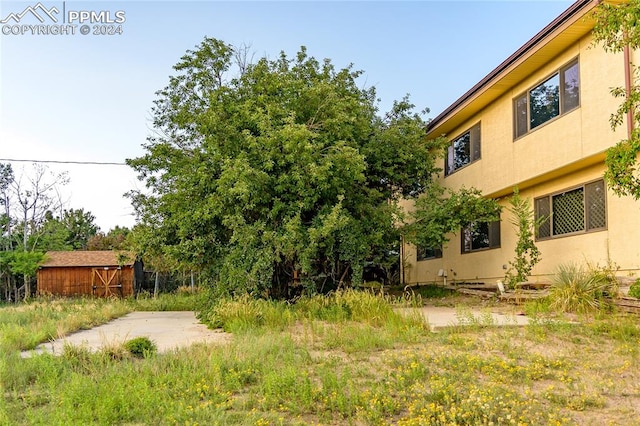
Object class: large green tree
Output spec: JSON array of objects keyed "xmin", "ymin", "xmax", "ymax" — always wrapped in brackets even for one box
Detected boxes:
[
  {"xmin": 128, "ymin": 38, "xmax": 497, "ymax": 297},
  {"xmin": 592, "ymin": 0, "xmax": 640, "ymax": 199},
  {"xmin": 87, "ymin": 226, "xmax": 130, "ymax": 251}
]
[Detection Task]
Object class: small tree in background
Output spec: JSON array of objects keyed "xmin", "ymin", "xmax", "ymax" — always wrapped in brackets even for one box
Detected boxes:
[
  {"xmin": 61, "ymin": 208, "xmax": 100, "ymax": 249},
  {"xmin": 504, "ymin": 187, "xmax": 541, "ymax": 289},
  {"xmin": 87, "ymin": 226, "xmax": 130, "ymax": 251}
]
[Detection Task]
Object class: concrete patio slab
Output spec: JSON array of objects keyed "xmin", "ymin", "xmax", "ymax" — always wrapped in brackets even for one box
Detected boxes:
[
  {"xmin": 21, "ymin": 306, "xmax": 532, "ymax": 358},
  {"xmin": 397, "ymin": 306, "xmax": 531, "ymax": 331},
  {"xmin": 22, "ymin": 311, "xmax": 231, "ymax": 358}
]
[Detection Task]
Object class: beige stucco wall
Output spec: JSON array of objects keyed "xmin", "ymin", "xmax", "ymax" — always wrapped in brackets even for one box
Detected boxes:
[
  {"xmin": 405, "ymin": 163, "xmax": 640, "ymax": 285},
  {"xmin": 402, "ymin": 34, "xmax": 640, "ymax": 286},
  {"xmin": 442, "ymin": 34, "xmax": 628, "ymax": 196}
]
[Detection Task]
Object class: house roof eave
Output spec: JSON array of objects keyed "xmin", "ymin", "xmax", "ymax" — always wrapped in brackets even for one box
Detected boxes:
[{"xmin": 427, "ymin": 0, "xmax": 599, "ymax": 139}]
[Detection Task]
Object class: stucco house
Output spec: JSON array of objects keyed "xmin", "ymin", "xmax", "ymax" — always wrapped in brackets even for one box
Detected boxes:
[{"xmin": 401, "ymin": 0, "xmax": 640, "ymax": 286}]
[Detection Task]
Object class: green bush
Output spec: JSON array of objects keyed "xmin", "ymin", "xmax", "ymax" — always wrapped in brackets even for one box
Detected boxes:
[
  {"xmin": 123, "ymin": 337, "xmax": 157, "ymax": 358},
  {"xmin": 628, "ymin": 278, "xmax": 640, "ymax": 298}
]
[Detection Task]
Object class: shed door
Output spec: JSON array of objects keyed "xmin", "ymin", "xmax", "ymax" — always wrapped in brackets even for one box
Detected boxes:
[{"xmin": 92, "ymin": 268, "xmax": 123, "ymax": 297}]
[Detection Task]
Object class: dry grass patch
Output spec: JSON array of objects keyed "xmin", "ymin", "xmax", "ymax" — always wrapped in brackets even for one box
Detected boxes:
[{"xmin": 3, "ymin": 292, "xmax": 640, "ymax": 424}]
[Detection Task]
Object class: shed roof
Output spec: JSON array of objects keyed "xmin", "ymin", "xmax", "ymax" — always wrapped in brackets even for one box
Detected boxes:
[{"xmin": 40, "ymin": 251, "xmax": 135, "ymax": 268}]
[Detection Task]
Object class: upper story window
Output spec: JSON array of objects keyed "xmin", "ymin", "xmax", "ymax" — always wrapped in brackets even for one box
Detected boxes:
[
  {"xmin": 535, "ymin": 179, "xmax": 606, "ymax": 240},
  {"xmin": 461, "ymin": 219, "xmax": 500, "ymax": 253},
  {"xmin": 445, "ymin": 123, "xmax": 481, "ymax": 176},
  {"xmin": 514, "ymin": 59, "xmax": 580, "ymax": 139}
]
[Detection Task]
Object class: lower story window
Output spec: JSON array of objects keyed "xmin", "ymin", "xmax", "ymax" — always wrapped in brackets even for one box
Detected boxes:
[
  {"xmin": 462, "ymin": 220, "xmax": 500, "ymax": 253},
  {"xmin": 535, "ymin": 179, "xmax": 606, "ymax": 239},
  {"xmin": 417, "ymin": 246, "xmax": 442, "ymax": 261}
]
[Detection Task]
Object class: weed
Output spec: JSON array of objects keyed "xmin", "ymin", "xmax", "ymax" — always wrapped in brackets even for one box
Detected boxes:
[
  {"xmin": 454, "ymin": 306, "xmax": 496, "ymax": 329},
  {"xmin": 629, "ymin": 278, "xmax": 640, "ymax": 298},
  {"xmin": 123, "ymin": 336, "xmax": 157, "ymax": 358}
]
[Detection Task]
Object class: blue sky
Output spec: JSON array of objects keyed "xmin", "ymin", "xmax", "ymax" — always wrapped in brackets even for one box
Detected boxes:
[{"xmin": 0, "ymin": 0, "xmax": 573, "ymax": 231}]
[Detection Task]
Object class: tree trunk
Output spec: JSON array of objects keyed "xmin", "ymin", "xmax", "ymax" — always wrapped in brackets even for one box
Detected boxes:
[
  {"xmin": 23, "ymin": 273, "xmax": 29, "ymax": 301},
  {"xmin": 153, "ymin": 271, "xmax": 160, "ymax": 298},
  {"xmin": 338, "ymin": 265, "xmax": 350, "ymax": 289}
]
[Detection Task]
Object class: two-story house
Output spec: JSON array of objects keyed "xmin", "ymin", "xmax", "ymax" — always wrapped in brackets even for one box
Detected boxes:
[{"xmin": 401, "ymin": 0, "xmax": 640, "ymax": 286}]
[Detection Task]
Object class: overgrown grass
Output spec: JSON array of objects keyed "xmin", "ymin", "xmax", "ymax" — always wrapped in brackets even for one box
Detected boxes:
[
  {"xmin": 199, "ymin": 289, "xmax": 399, "ymax": 330},
  {"xmin": 0, "ymin": 297, "xmax": 131, "ymax": 352},
  {"xmin": 132, "ymin": 289, "xmax": 203, "ymax": 312},
  {"xmin": 2, "ymin": 290, "xmax": 640, "ymax": 424}
]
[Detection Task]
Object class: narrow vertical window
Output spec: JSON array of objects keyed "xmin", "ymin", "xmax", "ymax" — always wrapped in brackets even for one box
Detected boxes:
[
  {"xmin": 585, "ymin": 180, "xmax": 606, "ymax": 230},
  {"xmin": 562, "ymin": 61, "xmax": 580, "ymax": 112},
  {"xmin": 514, "ymin": 94, "xmax": 528, "ymax": 138},
  {"xmin": 470, "ymin": 123, "xmax": 481, "ymax": 162},
  {"xmin": 446, "ymin": 145, "xmax": 454, "ymax": 176},
  {"xmin": 453, "ymin": 132, "xmax": 471, "ymax": 170},
  {"xmin": 535, "ymin": 197, "xmax": 551, "ymax": 239}
]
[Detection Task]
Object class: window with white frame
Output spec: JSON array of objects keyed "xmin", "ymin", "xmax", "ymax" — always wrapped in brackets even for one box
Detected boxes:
[
  {"xmin": 535, "ymin": 179, "xmax": 606, "ymax": 240},
  {"xmin": 514, "ymin": 59, "xmax": 579, "ymax": 138}
]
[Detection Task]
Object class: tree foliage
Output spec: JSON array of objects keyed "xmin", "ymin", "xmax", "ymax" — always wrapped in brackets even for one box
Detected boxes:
[
  {"xmin": 402, "ymin": 186, "xmax": 500, "ymax": 250},
  {"xmin": 61, "ymin": 208, "xmax": 100, "ymax": 249},
  {"xmin": 128, "ymin": 38, "xmax": 495, "ymax": 297},
  {"xmin": 5, "ymin": 251, "xmax": 45, "ymax": 279},
  {"xmin": 0, "ymin": 163, "xmax": 14, "ymax": 252},
  {"xmin": 592, "ymin": 0, "xmax": 640, "ymax": 199},
  {"xmin": 87, "ymin": 226, "xmax": 130, "ymax": 251}
]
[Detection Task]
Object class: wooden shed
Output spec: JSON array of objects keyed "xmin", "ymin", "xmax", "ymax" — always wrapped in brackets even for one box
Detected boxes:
[{"xmin": 37, "ymin": 251, "xmax": 142, "ymax": 297}]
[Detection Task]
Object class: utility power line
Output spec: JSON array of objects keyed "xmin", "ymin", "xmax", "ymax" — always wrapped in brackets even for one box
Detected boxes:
[{"xmin": 0, "ymin": 158, "xmax": 127, "ymax": 166}]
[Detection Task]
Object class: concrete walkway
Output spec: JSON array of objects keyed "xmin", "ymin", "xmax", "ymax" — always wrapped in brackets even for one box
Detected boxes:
[
  {"xmin": 22, "ymin": 311, "xmax": 231, "ymax": 357},
  {"xmin": 398, "ymin": 306, "xmax": 531, "ymax": 331}
]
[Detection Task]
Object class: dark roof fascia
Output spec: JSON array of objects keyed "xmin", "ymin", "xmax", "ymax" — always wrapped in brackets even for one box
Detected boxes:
[
  {"xmin": 41, "ymin": 264, "xmax": 131, "ymax": 268},
  {"xmin": 426, "ymin": 0, "xmax": 596, "ymax": 134}
]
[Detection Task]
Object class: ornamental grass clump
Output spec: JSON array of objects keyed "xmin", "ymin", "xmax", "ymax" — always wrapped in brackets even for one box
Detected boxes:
[{"xmin": 548, "ymin": 263, "xmax": 612, "ymax": 314}]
